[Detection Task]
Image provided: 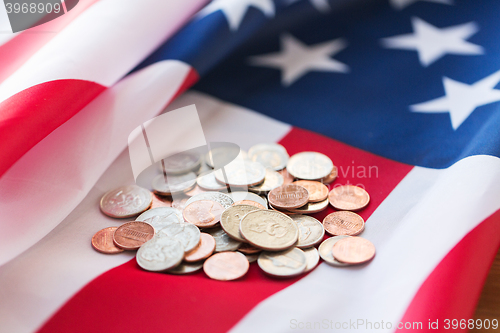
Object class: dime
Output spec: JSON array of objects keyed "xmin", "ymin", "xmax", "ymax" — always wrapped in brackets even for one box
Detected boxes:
[
  {"xmin": 150, "ymin": 193, "xmax": 172, "ymax": 209},
  {"xmin": 303, "ymin": 247, "xmax": 320, "ymax": 273},
  {"xmin": 258, "ymin": 248, "xmax": 306, "ymax": 278},
  {"xmin": 292, "ymin": 180, "xmax": 328, "ymax": 202},
  {"xmin": 136, "ymin": 207, "xmax": 183, "ymax": 224},
  {"xmin": 238, "ymin": 243, "xmax": 262, "ymax": 254},
  {"xmin": 183, "ymin": 200, "xmax": 225, "ymax": 228},
  {"xmin": 286, "ymin": 199, "xmax": 329, "ymax": 214},
  {"xmin": 323, "ymin": 211, "xmax": 365, "ymax": 236},
  {"xmin": 205, "ymin": 147, "xmax": 247, "ymax": 169},
  {"xmin": 287, "ymin": 152, "xmax": 333, "ymax": 180},
  {"xmin": 197, "ymin": 171, "xmax": 228, "ymax": 191},
  {"xmin": 220, "ymin": 205, "xmax": 260, "ymax": 242},
  {"xmin": 100, "ymin": 185, "xmax": 152, "ymax": 218},
  {"xmin": 136, "ymin": 234, "xmax": 184, "ymax": 271},
  {"xmin": 184, "ymin": 233, "xmax": 216, "ymax": 262},
  {"xmin": 279, "ymin": 168, "xmax": 295, "ymax": 184},
  {"xmin": 166, "ymin": 261, "xmax": 204, "ymax": 275},
  {"xmin": 318, "ymin": 236, "xmax": 352, "ymax": 267},
  {"xmin": 248, "ymin": 143, "xmax": 289, "ymax": 171},
  {"xmin": 214, "ymin": 160, "xmax": 266, "ymax": 187},
  {"xmin": 113, "ymin": 221, "xmax": 155, "ymax": 250},
  {"xmin": 203, "ymin": 252, "xmax": 249, "ymax": 281},
  {"xmin": 268, "ymin": 184, "xmax": 309, "ymax": 210},
  {"xmin": 233, "ymin": 200, "xmax": 266, "ymax": 210},
  {"xmin": 249, "ymin": 169, "xmax": 284, "ymax": 194},
  {"xmin": 229, "ymin": 191, "xmax": 267, "ymax": 208},
  {"xmin": 240, "ymin": 252, "xmax": 259, "ymax": 263},
  {"xmin": 151, "ymin": 173, "xmax": 196, "ymax": 196},
  {"xmin": 158, "ymin": 222, "xmax": 201, "ymax": 253},
  {"xmin": 316, "ymin": 165, "xmax": 338, "ymax": 184},
  {"xmin": 204, "ymin": 227, "xmax": 242, "ymax": 252},
  {"xmin": 328, "ymin": 185, "xmax": 370, "ymax": 211},
  {"xmin": 91, "ymin": 227, "xmax": 124, "ymax": 254},
  {"xmin": 185, "ymin": 192, "xmax": 234, "ymax": 209},
  {"xmin": 162, "ymin": 152, "xmax": 201, "ymax": 175},
  {"xmin": 240, "ymin": 210, "xmax": 298, "ymax": 251},
  {"xmin": 332, "ymin": 237, "xmax": 376, "ymax": 264},
  {"xmin": 290, "ymin": 215, "xmax": 325, "ymax": 248}
]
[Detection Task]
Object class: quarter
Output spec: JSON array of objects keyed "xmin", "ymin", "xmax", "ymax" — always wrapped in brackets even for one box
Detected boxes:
[
  {"xmin": 258, "ymin": 248, "xmax": 307, "ymax": 277},
  {"xmin": 100, "ymin": 185, "xmax": 152, "ymax": 218}
]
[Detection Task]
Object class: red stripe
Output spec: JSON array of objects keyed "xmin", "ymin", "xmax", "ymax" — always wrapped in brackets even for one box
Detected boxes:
[
  {"xmin": 37, "ymin": 127, "xmax": 412, "ymax": 333},
  {"xmin": 398, "ymin": 208, "xmax": 500, "ymax": 332}
]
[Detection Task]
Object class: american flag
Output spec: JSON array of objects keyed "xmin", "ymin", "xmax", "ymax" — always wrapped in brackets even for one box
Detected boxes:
[{"xmin": 1, "ymin": 0, "xmax": 499, "ymax": 332}]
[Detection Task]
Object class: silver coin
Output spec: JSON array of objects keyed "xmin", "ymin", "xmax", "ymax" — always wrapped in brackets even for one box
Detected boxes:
[
  {"xmin": 100, "ymin": 185, "xmax": 152, "ymax": 218},
  {"xmin": 136, "ymin": 207, "xmax": 183, "ymax": 224},
  {"xmin": 287, "ymin": 152, "xmax": 334, "ymax": 180},
  {"xmin": 249, "ymin": 169, "xmax": 284, "ymax": 194},
  {"xmin": 287, "ymin": 199, "xmax": 329, "ymax": 214},
  {"xmin": 248, "ymin": 143, "xmax": 289, "ymax": 171},
  {"xmin": 240, "ymin": 252, "xmax": 259, "ymax": 263},
  {"xmin": 158, "ymin": 222, "xmax": 201, "ymax": 253},
  {"xmin": 162, "ymin": 152, "xmax": 201, "ymax": 175},
  {"xmin": 291, "ymin": 215, "xmax": 325, "ymax": 248},
  {"xmin": 136, "ymin": 234, "xmax": 184, "ymax": 271},
  {"xmin": 166, "ymin": 261, "xmax": 204, "ymax": 275},
  {"xmin": 204, "ymin": 227, "xmax": 242, "ymax": 252},
  {"xmin": 302, "ymin": 247, "xmax": 320, "ymax": 272},
  {"xmin": 228, "ymin": 191, "xmax": 268, "ymax": 208},
  {"xmin": 258, "ymin": 248, "xmax": 307, "ymax": 277},
  {"xmin": 214, "ymin": 160, "xmax": 266, "ymax": 187},
  {"xmin": 220, "ymin": 204, "xmax": 261, "ymax": 242},
  {"xmin": 205, "ymin": 148, "xmax": 248, "ymax": 169},
  {"xmin": 318, "ymin": 236, "xmax": 352, "ymax": 267},
  {"xmin": 196, "ymin": 171, "xmax": 228, "ymax": 191},
  {"xmin": 185, "ymin": 191, "xmax": 234, "ymax": 209},
  {"xmin": 151, "ymin": 173, "xmax": 196, "ymax": 196}
]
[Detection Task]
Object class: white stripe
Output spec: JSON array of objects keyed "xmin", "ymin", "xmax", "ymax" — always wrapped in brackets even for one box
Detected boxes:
[
  {"xmin": 0, "ymin": 0, "xmax": 205, "ymax": 104},
  {"xmin": 230, "ymin": 155, "xmax": 500, "ymax": 333},
  {"xmin": 0, "ymin": 91, "xmax": 290, "ymax": 333}
]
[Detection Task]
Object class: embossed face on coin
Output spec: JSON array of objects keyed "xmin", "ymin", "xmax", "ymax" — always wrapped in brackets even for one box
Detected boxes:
[
  {"xmin": 328, "ymin": 185, "xmax": 370, "ymax": 211},
  {"xmin": 136, "ymin": 234, "xmax": 184, "ymax": 271},
  {"xmin": 136, "ymin": 207, "xmax": 183, "ymax": 228},
  {"xmin": 332, "ymin": 237, "xmax": 376, "ymax": 264},
  {"xmin": 91, "ymin": 227, "xmax": 124, "ymax": 254},
  {"xmin": 113, "ymin": 221, "xmax": 155, "ymax": 250},
  {"xmin": 318, "ymin": 236, "xmax": 352, "ymax": 267},
  {"xmin": 323, "ymin": 211, "xmax": 365, "ymax": 236},
  {"xmin": 183, "ymin": 200, "xmax": 225, "ymax": 228},
  {"xmin": 220, "ymin": 205, "xmax": 261, "ymax": 242},
  {"xmin": 286, "ymin": 152, "xmax": 334, "ymax": 180},
  {"xmin": 162, "ymin": 152, "xmax": 201, "ymax": 175},
  {"xmin": 100, "ymin": 185, "xmax": 152, "ymax": 218},
  {"xmin": 203, "ymin": 252, "xmax": 249, "ymax": 281},
  {"xmin": 268, "ymin": 184, "xmax": 309, "ymax": 210},
  {"xmin": 214, "ymin": 160, "xmax": 266, "ymax": 187},
  {"xmin": 248, "ymin": 143, "xmax": 289, "ymax": 171},
  {"xmin": 258, "ymin": 248, "xmax": 307, "ymax": 277},
  {"xmin": 204, "ymin": 227, "xmax": 242, "ymax": 252},
  {"xmin": 290, "ymin": 215, "xmax": 325, "ymax": 248},
  {"xmin": 292, "ymin": 180, "xmax": 329, "ymax": 203},
  {"xmin": 158, "ymin": 222, "xmax": 201, "ymax": 253},
  {"xmin": 249, "ymin": 169, "xmax": 284, "ymax": 194},
  {"xmin": 184, "ymin": 233, "xmax": 216, "ymax": 262}
]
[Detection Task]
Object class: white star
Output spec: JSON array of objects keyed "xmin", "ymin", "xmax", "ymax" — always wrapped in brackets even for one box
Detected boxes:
[
  {"xmin": 381, "ymin": 17, "xmax": 484, "ymax": 66},
  {"xmin": 249, "ymin": 34, "xmax": 349, "ymax": 86},
  {"xmin": 198, "ymin": 0, "xmax": 274, "ymax": 31},
  {"xmin": 389, "ymin": 0, "xmax": 453, "ymax": 10},
  {"xmin": 286, "ymin": 0, "xmax": 330, "ymax": 13},
  {"xmin": 410, "ymin": 70, "xmax": 500, "ymax": 130}
]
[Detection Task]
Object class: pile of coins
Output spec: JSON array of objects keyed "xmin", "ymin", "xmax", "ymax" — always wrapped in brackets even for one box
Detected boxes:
[{"xmin": 93, "ymin": 143, "xmax": 376, "ymax": 280}]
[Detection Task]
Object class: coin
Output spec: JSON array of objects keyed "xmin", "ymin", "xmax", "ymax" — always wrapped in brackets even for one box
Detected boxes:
[
  {"xmin": 328, "ymin": 185, "xmax": 370, "ymax": 211},
  {"xmin": 185, "ymin": 192, "xmax": 234, "ymax": 209},
  {"xmin": 286, "ymin": 199, "xmax": 329, "ymax": 214},
  {"xmin": 183, "ymin": 200, "xmax": 225, "ymax": 228},
  {"xmin": 184, "ymin": 233, "xmax": 216, "ymax": 262},
  {"xmin": 279, "ymin": 168, "xmax": 295, "ymax": 184},
  {"xmin": 91, "ymin": 227, "xmax": 124, "ymax": 254},
  {"xmin": 184, "ymin": 185, "xmax": 207, "ymax": 197},
  {"xmin": 290, "ymin": 215, "xmax": 325, "ymax": 248},
  {"xmin": 316, "ymin": 165, "xmax": 338, "ymax": 184},
  {"xmin": 268, "ymin": 202, "xmax": 300, "ymax": 215},
  {"xmin": 136, "ymin": 234, "xmax": 184, "ymax": 271},
  {"xmin": 238, "ymin": 243, "xmax": 262, "ymax": 254},
  {"xmin": 197, "ymin": 171, "xmax": 228, "ymax": 191},
  {"xmin": 158, "ymin": 222, "xmax": 200, "ymax": 253},
  {"xmin": 204, "ymin": 227, "xmax": 242, "ymax": 252},
  {"xmin": 268, "ymin": 184, "xmax": 309, "ymax": 210},
  {"xmin": 167, "ymin": 261, "xmax": 204, "ymax": 275},
  {"xmin": 172, "ymin": 197, "xmax": 189, "ymax": 211},
  {"xmin": 332, "ymin": 237, "xmax": 376, "ymax": 264},
  {"xmin": 233, "ymin": 200, "xmax": 266, "ymax": 210},
  {"xmin": 240, "ymin": 252, "xmax": 259, "ymax": 263},
  {"xmin": 150, "ymin": 193, "xmax": 172, "ymax": 209},
  {"xmin": 287, "ymin": 152, "xmax": 333, "ymax": 180},
  {"xmin": 303, "ymin": 247, "xmax": 320, "ymax": 273},
  {"xmin": 100, "ymin": 185, "xmax": 152, "ymax": 218},
  {"xmin": 257, "ymin": 248, "xmax": 306, "ymax": 278},
  {"xmin": 229, "ymin": 191, "xmax": 267, "ymax": 208},
  {"xmin": 136, "ymin": 207, "xmax": 183, "ymax": 225},
  {"xmin": 240, "ymin": 210, "xmax": 298, "ymax": 251},
  {"xmin": 220, "ymin": 205, "xmax": 260, "ymax": 242},
  {"xmin": 249, "ymin": 169, "xmax": 284, "ymax": 194},
  {"xmin": 151, "ymin": 173, "xmax": 196, "ymax": 196},
  {"xmin": 292, "ymin": 180, "xmax": 329, "ymax": 202},
  {"xmin": 113, "ymin": 221, "xmax": 155, "ymax": 250},
  {"xmin": 205, "ymin": 147, "xmax": 247, "ymax": 169},
  {"xmin": 248, "ymin": 143, "xmax": 289, "ymax": 171},
  {"xmin": 162, "ymin": 152, "xmax": 201, "ymax": 175},
  {"xmin": 214, "ymin": 160, "xmax": 266, "ymax": 187},
  {"xmin": 318, "ymin": 236, "xmax": 352, "ymax": 266},
  {"xmin": 203, "ymin": 252, "xmax": 249, "ymax": 281},
  {"xmin": 323, "ymin": 211, "xmax": 365, "ymax": 236}
]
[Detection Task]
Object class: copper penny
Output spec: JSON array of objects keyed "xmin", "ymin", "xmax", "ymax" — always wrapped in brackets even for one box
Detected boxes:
[
  {"xmin": 113, "ymin": 221, "xmax": 155, "ymax": 250},
  {"xmin": 268, "ymin": 184, "xmax": 309, "ymax": 210},
  {"xmin": 91, "ymin": 227, "xmax": 124, "ymax": 254},
  {"xmin": 279, "ymin": 168, "xmax": 295, "ymax": 184},
  {"xmin": 150, "ymin": 193, "xmax": 172, "ymax": 209},
  {"xmin": 183, "ymin": 200, "xmax": 225, "ymax": 228},
  {"xmin": 317, "ymin": 165, "xmax": 338, "ymax": 184},
  {"xmin": 268, "ymin": 202, "xmax": 300, "ymax": 215},
  {"xmin": 233, "ymin": 200, "xmax": 266, "ymax": 210},
  {"xmin": 292, "ymin": 180, "xmax": 329, "ymax": 203},
  {"xmin": 238, "ymin": 243, "xmax": 262, "ymax": 254},
  {"xmin": 332, "ymin": 237, "xmax": 376, "ymax": 264},
  {"xmin": 184, "ymin": 233, "xmax": 216, "ymax": 262},
  {"xmin": 203, "ymin": 252, "xmax": 249, "ymax": 281},
  {"xmin": 323, "ymin": 211, "xmax": 365, "ymax": 236},
  {"xmin": 328, "ymin": 185, "xmax": 370, "ymax": 211}
]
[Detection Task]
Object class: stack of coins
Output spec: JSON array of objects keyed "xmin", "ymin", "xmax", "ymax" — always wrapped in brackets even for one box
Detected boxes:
[{"xmin": 93, "ymin": 143, "xmax": 376, "ymax": 280}]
